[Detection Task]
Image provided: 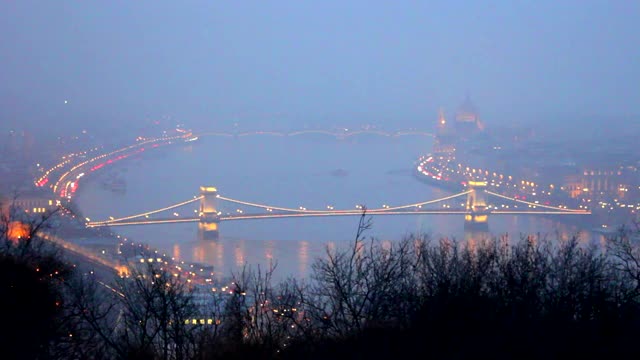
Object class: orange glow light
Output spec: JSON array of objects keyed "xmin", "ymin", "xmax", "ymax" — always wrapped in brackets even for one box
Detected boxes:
[{"xmin": 7, "ymin": 221, "xmax": 30, "ymax": 242}]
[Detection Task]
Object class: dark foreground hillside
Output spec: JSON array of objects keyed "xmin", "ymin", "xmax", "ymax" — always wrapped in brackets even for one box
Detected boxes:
[{"xmin": 2, "ymin": 212, "xmax": 640, "ymax": 359}]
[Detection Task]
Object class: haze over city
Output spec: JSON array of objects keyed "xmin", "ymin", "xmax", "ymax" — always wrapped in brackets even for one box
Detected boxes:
[
  {"xmin": 2, "ymin": 1, "xmax": 639, "ymax": 137},
  {"xmin": 1, "ymin": 2, "xmax": 640, "ymax": 359}
]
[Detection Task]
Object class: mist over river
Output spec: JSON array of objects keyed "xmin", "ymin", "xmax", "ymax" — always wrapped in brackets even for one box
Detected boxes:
[{"xmin": 75, "ymin": 134, "xmax": 597, "ymax": 280}]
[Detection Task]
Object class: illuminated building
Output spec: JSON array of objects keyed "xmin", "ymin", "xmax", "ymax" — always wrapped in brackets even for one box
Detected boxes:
[
  {"xmin": 0, "ymin": 189, "xmax": 56, "ymax": 214},
  {"xmin": 563, "ymin": 168, "xmax": 632, "ymax": 200},
  {"xmin": 433, "ymin": 108, "xmax": 456, "ymax": 154},
  {"xmin": 436, "ymin": 108, "xmax": 447, "ymax": 133}
]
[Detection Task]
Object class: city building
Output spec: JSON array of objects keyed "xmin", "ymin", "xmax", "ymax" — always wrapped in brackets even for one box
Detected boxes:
[
  {"xmin": 0, "ymin": 187, "xmax": 57, "ymax": 214},
  {"xmin": 454, "ymin": 95, "xmax": 484, "ymax": 137},
  {"xmin": 433, "ymin": 109, "xmax": 456, "ymax": 154}
]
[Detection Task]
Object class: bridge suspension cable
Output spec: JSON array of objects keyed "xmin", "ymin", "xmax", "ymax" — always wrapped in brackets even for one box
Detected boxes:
[
  {"xmin": 491, "ymin": 210, "xmax": 591, "ymax": 215},
  {"xmin": 484, "ymin": 190, "xmax": 588, "ymax": 213},
  {"xmin": 87, "ymin": 187, "xmax": 481, "ymax": 228},
  {"xmin": 216, "ymin": 190, "xmax": 471, "ymax": 214},
  {"xmin": 368, "ymin": 190, "xmax": 472, "ymax": 212},
  {"xmin": 237, "ymin": 131, "xmax": 286, "ymax": 137},
  {"xmin": 85, "ymin": 189, "xmax": 592, "ymax": 228},
  {"xmin": 216, "ymin": 195, "xmax": 319, "ymax": 213},
  {"xmin": 89, "ymin": 218, "xmax": 199, "ymax": 227},
  {"xmin": 341, "ymin": 130, "xmax": 391, "ymax": 137},
  {"xmin": 219, "ymin": 210, "xmax": 470, "ymax": 221},
  {"xmin": 88, "ymin": 196, "xmax": 203, "ymax": 226},
  {"xmin": 288, "ymin": 130, "xmax": 338, "ymax": 136}
]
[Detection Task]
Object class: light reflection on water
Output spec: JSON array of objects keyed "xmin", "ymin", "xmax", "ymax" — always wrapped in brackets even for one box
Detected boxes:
[{"xmin": 75, "ymin": 135, "xmax": 603, "ymax": 281}]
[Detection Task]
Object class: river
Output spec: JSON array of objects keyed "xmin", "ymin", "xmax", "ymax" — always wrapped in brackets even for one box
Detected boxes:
[{"xmin": 74, "ymin": 134, "xmax": 600, "ymax": 280}]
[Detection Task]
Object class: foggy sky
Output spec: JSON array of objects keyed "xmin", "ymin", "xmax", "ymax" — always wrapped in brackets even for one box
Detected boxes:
[{"xmin": 1, "ymin": 1, "xmax": 638, "ymax": 136}]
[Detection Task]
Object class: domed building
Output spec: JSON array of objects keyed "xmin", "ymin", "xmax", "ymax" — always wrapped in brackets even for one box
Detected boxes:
[{"xmin": 455, "ymin": 95, "xmax": 484, "ymax": 137}]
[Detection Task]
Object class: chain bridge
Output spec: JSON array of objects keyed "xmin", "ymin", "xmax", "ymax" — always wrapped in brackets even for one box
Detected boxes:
[{"xmin": 86, "ymin": 182, "xmax": 590, "ymax": 240}]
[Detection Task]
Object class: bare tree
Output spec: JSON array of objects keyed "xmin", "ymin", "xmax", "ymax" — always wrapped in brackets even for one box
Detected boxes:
[
  {"xmin": 305, "ymin": 209, "xmax": 423, "ymax": 338},
  {"xmin": 607, "ymin": 223, "xmax": 640, "ymax": 302},
  {"xmin": 111, "ymin": 260, "xmax": 198, "ymax": 360},
  {"xmin": 213, "ymin": 261, "xmax": 301, "ymax": 356},
  {"xmin": 0, "ymin": 197, "xmax": 64, "ymax": 259},
  {"xmin": 0, "ymin": 197, "xmax": 76, "ymax": 359},
  {"xmin": 62, "ymin": 260, "xmax": 199, "ymax": 359},
  {"xmin": 55, "ymin": 271, "xmax": 122, "ymax": 359}
]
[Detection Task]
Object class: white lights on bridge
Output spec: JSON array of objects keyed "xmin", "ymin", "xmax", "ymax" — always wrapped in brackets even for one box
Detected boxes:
[{"xmin": 85, "ymin": 185, "xmax": 589, "ymax": 229}]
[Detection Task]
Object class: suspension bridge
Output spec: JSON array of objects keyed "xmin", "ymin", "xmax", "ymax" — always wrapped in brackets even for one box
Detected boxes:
[
  {"xmin": 197, "ymin": 129, "xmax": 434, "ymax": 139},
  {"xmin": 85, "ymin": 182, "xmax": 591, "ymax": 240}
]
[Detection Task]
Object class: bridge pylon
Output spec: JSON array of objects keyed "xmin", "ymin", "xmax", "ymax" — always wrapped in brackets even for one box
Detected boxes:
[
  {"xmin": 198, "ymin": 186, "xmax": 219, "ymax": 240},
  {"xmin": 465, "ymin": 181, "xmax": 489, "ymax": 231}
]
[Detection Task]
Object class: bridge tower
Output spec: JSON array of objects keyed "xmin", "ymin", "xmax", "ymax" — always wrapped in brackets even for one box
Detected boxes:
[
  {"xmin": 198, "ymin": 186, "xmax": 219, "ymax": 240},
  {"xmin": 465, "ymin": 181, "xmax": 489, "ymax": 230}
]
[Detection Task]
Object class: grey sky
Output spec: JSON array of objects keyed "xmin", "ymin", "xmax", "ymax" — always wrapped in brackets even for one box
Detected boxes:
[{"xmin": 1, "ymin": 1, "xmax": 638, "ymax": 135}]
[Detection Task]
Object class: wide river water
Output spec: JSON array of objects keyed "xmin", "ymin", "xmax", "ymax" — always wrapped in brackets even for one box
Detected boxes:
[{"xmin": 75, "ymin": 134, "xmax": 598, "ymax": 280}]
